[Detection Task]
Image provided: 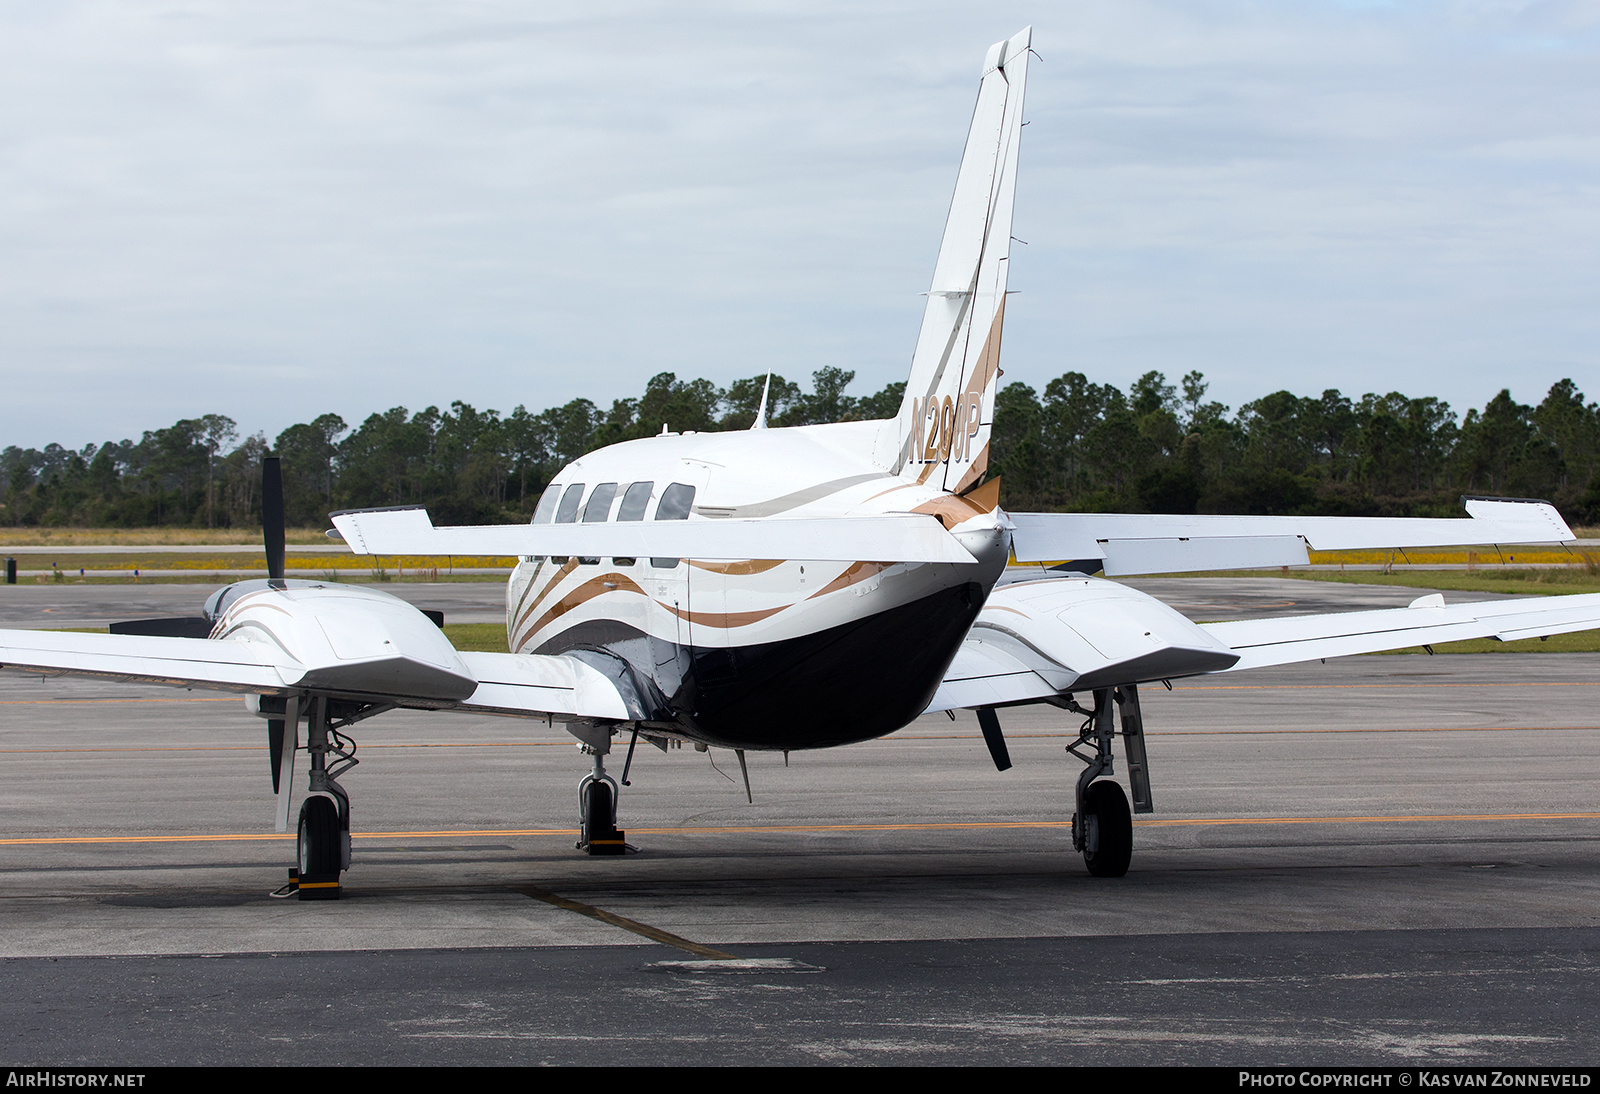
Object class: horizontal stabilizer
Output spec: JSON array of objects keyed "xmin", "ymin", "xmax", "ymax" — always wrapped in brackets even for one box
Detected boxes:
[
  {"xmin": 331, "ymin": 507, "xmax": 977, "ymax": 564},
  {"xmin": 1010, "ymin": 500, "xmax": 1574, "ymax": 575}
]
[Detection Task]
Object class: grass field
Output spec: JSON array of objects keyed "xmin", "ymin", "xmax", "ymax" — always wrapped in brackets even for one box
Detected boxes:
[
  {"xmin": 0, "ymin": 528, "xmax": 333, "ymax": 546},
  {"xmin": 10, "ymin": 572, "xmax": 508, "ymax": 585},
  {"xmin": 442, "ymin": 623, "xmax": 510, "ymax": 652},
  {"xmin": 5, "ymin": 553, "xmax": 515, "ymax": 575},
  {"xmin": 1275, "ymin": 567, "xmax": 1600, "ymax": 596},
  {"xmin": 1372, "ymin": 632, "xmax": 1600, "ymax": 654}
]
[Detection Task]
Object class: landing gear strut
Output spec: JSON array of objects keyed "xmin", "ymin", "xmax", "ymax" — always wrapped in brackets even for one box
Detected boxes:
[
  {"xmin": 292, "ymin": 695, "xmax": 356, "ymax": 899},
  {"xmin": 260, "ymin": 693, "xmax": 384, "ymax": 900},
  {"xmin": 578, "ymin": 743, "xmax": 626, "ymax": 855},
  {"xmin": 1064, "ymin": 684, "xmax": 1152, "ymax": 878}
]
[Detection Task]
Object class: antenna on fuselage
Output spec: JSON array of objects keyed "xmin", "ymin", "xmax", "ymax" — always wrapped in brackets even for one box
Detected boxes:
[{"xmin": 751, "ymin": 371, "xmax": 772, "ymax": 430}]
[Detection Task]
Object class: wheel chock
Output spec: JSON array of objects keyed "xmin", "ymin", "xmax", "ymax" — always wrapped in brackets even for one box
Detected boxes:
[
  {"xmin": 585, "ymin": 830, "xmax": 628, "ymax": 856},
  {"xmin": 283, "ymin": 866, "xmax": 342, "ymax": 901}
]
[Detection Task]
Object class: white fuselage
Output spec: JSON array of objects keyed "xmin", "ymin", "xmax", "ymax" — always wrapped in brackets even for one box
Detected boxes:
[{"xmin": 503, "ymin": 421, "xmax": 1010, "ymax": 749}]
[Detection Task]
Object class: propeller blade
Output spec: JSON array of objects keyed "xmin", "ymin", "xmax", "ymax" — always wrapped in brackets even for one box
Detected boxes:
[{"xmin": 263, "ymin": 455, "xmax": 286, "ymax": 583}]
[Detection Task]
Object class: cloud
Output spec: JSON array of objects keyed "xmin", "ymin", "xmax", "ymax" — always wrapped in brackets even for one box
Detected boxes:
[{"xmin": 0, "ymin": 2, "xmax": 1596, "ymax": 450}]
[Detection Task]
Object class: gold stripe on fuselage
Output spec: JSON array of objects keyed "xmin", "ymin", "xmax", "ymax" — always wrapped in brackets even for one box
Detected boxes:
[
  {"xmin": 807, "ymin": 560, "xmax": 892, "ymax": 600},
  {"xmin": 686, "ymin": 559, "xmax": 786, "ymax": 576},
  {"xmin": 655, "ymin": 602, "xmax": 790, "ymax": 629},
  {"xmin": 515, "ymin": 571, "xmax": 646, "ymax": 652}
]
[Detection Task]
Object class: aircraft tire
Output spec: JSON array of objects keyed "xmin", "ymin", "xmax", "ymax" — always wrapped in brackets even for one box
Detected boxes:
[
  {"xmin": 584, "ymin": 781, "xmax": 614, "ymax": 845},
  {"xmin": 297, "ymin": 795, "xmax": 341, "ymax": 879},
  {"xmin": 1082, "ymin": 780, "xmax": 1132, "ymax": 878}
]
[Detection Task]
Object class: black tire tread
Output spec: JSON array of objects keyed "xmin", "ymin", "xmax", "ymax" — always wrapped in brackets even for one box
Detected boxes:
[
  {"xmin": 298, "ymin": 795, "xmax": 341, "ymax": 877},
  {"xmin": 1082, "ymin": 780, "xmax": 1133, "ymax": 878}
]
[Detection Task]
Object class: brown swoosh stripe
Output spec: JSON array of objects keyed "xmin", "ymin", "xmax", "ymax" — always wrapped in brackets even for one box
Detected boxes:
[
  {"xmin": 686, "ymin": 559, "xmax": 786, "ymax": 575},
  {"xmin": 519, "ymin": 572, "xmax": 648, "ymax": 648},
  {"xmin": 950, "ymin": 441, "xmax": 989, "ymax": 495},
  {"xmin": 507, "ymin": 557, "xmax": 550, "ymax": 626},
  {"xmin": 655, "ymin": 601, "xmax": 789, "ymax": 629},
  {"xmin": 863, "ymin": 481, "xmax": 918, "ymax": 503},
  {"xmin": 806, "ymin": 560, "xmax": 893, "ymax": 600},
  {"xmin": 949, "ymin": 298, "xmax": 1005, "ymax": 492},
  {"xmin": 910, "ymin": 492, "xmax": 992, "ymax": 529},
  {"xmin": 510, "ymin": 557, "xmax": 579, "ymax": 645}
]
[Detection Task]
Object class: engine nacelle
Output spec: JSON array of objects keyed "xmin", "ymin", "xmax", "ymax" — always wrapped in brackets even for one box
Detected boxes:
[{"xmin": 209, "ymin": 581, "xmax": 476, "ymax": 705}]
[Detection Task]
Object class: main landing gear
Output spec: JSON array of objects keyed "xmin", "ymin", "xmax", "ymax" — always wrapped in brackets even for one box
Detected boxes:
[
  {"xmin": 1062, "ymin": 684, "xmax": 1152, "ymax": 878},
  {"xmin": 263, "ymin": 693, "xmax": 384, "ymax": 900},
  {"xmin": 577, "ymin": 740, "xmax": 626, "ymax": 855}
]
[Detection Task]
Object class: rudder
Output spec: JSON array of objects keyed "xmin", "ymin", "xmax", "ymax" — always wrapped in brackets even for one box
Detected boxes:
[{"xmin": 873, "ymin": 27, "xmax": 1031, "ymax": 494}]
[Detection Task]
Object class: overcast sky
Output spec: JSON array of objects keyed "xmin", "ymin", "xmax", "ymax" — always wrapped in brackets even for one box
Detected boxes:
[{"xmin": 2, "ymin": 1, "xmax": 1597, "ymax": 451}]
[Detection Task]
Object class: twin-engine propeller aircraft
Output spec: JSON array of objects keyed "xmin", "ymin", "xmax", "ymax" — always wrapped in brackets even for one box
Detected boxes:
[{"xmin": 4, "ymin": 28, "xmax": 1599, "ymax": 896}]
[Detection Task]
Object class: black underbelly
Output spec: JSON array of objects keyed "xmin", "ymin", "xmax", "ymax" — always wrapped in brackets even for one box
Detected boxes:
[
  {"xmin": 535, "ymin": 582, "xmax": 988, "ymax": 751},
  {"xmin": 680, "ymin": 580, "xmax": 986, "ymax": 749}
]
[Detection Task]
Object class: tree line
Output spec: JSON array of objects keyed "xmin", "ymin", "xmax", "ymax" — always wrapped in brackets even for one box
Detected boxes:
[
  {"xmin": 0, "ymin": 368, "xmax": 901, "ymax": 529},
  {"xmin": 3, "ymin": 367, "xmax": 1598, "ymax": 529},
  {"xmin": 990, "ymin": 372, "xmax": 1600, "ymax": 523}
]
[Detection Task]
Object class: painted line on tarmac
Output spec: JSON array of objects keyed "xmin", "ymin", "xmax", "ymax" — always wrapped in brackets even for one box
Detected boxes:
[
  {"xmin": 0, "ymin": 741, "xmax": 568, "ymax": 754},
  {"xmin": 896, "ymin": 726, "xmax": 1599, "ymax": 740},
  {"xmin": 1133, "ymin": 812, "xmax": 1600, "ymax": 827},
  {"xmin": 1149, "ymin": 724, "xmax": 1600, "ymax": 736},
  {"xmin": 0, "ymin": 696, "xmax": 240, "ymax": 705},
  {"xmin": 0, "ymin": 828, "xmax": 573, "ymax": 845},
  {"xmin": 8, "ymin": 812, "xmax": 1600, "ymax": 846},
  {"xmin": 1175, "ymin": 681, "xmax": 1600, "ymax": 691},
  {"xmin": 10, "ymin": 727, "xmax": 1593, "ymax": 754},
  {"xmin": 509, "ymin": 883, "xmax": 736, "ymax": 959}
]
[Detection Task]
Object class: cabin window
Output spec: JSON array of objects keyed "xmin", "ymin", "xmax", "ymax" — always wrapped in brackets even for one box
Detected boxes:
[
  {"xmin": 583, "ymin": 482, "xmax": 618, "ymax": 522},
  {"xmin": 554, "ymin": 483, "xmax": 585, "ymax": 523},
  {"xmin": 531, "ymin": 483, "xmax": 562, "ymax": 524},
  {"xmin": 617, "ymin": 481, "xmax": 653, "ymax": 521},
  {"xmin": 652, "ymin": 482, "xmax": 695, "ymax": 567},
  {"xmin": 611, "ymin": 482, "xmax": 653, "ymax": 566},
  {"xmin": 655, "ymin": 482, "xmax": 695, "ymax": 520}
]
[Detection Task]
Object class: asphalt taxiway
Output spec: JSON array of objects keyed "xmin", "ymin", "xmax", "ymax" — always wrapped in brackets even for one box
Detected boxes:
[{"xmin": 1, "ymin": 578, "xmax": 1597, "ymax": 1065}]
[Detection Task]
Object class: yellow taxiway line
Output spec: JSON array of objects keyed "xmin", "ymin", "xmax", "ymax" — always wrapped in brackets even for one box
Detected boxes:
[{"xmin": 6, "ymin": 811, "xmax": 1600, "ymax": 846}]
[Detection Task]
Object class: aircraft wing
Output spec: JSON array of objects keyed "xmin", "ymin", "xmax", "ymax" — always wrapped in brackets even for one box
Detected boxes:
[
  {"xmin": 453, "ymin": 651, "xmax": 632, "ymax": 720},
  {"xmin": 1009, "ymin": 497, "xmax": 1574, "ymax": 575},
  {"xmin": 925, "ymin": 578, "xmax": 1241, "ymax": 712},
  {"xmin": 330, "ymin": 506, "xmax": 976, "ymax": 564},
  {"xmin": 926, "ymin": 578, "xmax": 1600, "ymax": 712},
  {"xmin": 0, "ymin": 627, "xmax": 295, "ymax": 693},
  {"xmin": 1201, "ymin": 591, "xmax": 1600, "ymax": 671},
  {"xmin": 0, "ymin": 627, "xmax": 631, "ymax": 722}
]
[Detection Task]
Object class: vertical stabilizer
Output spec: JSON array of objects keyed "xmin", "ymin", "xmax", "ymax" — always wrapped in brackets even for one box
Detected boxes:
[
  {"xmin": 751, "ymin": 372, "xmax": 772, "ymax": 430},
  {"xmin": 874, "ymin": 27, "xmax": 1031, "ymax": 493}
]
